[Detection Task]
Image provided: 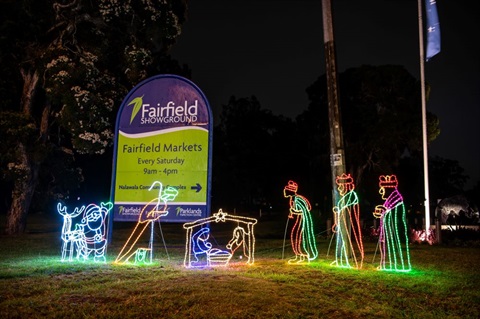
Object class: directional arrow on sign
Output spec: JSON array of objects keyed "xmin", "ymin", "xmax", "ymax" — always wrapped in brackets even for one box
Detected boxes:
[{"xmin": 191, "ymin": 183, "xmax": 202, "ymax": 193}]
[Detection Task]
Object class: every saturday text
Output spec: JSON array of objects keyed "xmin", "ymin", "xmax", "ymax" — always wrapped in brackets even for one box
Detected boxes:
[{"xmin": 138, "ymin": 157, "xmax": 185, "ymax": 166}]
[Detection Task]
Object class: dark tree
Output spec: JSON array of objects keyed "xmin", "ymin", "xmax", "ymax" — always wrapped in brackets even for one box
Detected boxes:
[
  {"xmin": 429, "ymin": 156, "xmax": 468, "ymax": 200},
  {"xmin": 0, "ymin": 0, "xmax": 189, "ymax": 234},
  {"xmin": 212, "ymin": 96, "xmax": 296, "ymax": 213},
  {"xmin": 304, "ymin": 65, "xmax": 440, "ymax": 188}
]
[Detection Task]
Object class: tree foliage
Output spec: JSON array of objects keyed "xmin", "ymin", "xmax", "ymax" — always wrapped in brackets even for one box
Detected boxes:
[
  {"xmin": 0, "ymin": 0, "xmax": 188, "ymax": 234},
  {"xmin": 429, "ymin": 156, "xmax": 469, "ymax": 199},
  {"xmin": 213, "ymin": 96, "xmax": 297, "ymax": 212},
  {"xmin": 305, "ymin": 65, "xmax": 440, "ymax": 188},
  {"xmin": 214, "ymin": 65, "xmax": 444, "ymax": 219}
]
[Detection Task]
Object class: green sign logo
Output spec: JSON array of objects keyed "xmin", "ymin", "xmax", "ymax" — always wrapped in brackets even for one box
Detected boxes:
[{"xmin": 128, "ymin": 95, "xmax": 144, "ymax": 124}]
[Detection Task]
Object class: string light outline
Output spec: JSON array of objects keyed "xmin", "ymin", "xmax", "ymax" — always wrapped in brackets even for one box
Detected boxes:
[
  {"xmin": 115, "ymin": 181, "xmax": 178, "ymax": 264},
  {"xmin": 183, "ymin": 209, "xmax": 258, "ymax": 268},
  {"xmin": 57, "ymin": 202, "xmax": 112, "ymax": 263},
  {"xmin": 331, "ymin": 173, "xmax": 364, "ymax": 269},
  {"xmin": 374, "ymin": 175, "xmax": 412, "ymax": 272},
  {"xmin": 283, "ymin": 181, "xmax": 318, "ymax": 264},
  {"xmin": 58, "ymin": 203, "xmax": 86, "ymax": 262}
]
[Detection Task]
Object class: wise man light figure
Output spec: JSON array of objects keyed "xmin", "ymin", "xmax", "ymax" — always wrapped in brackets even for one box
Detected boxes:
[
  {"xmin": 373, "ymin": 175, "xmax": 411, "ymax": 272},
  {"xmin": 283, "ymin": 180, "xmax": 318, "ymax": 264},
  {"xmin": 331, "ymin": 173, "xmax": 364, "ymax": 269}
]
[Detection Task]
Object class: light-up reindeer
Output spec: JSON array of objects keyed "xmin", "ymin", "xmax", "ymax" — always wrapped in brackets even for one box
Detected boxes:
[
  {"xmin": 58, "ymin": 203, "xmax": 85, "ymax": 262},
  {"xmin": 115, "ymin": 181, "xmax": 178, "ymax": 263}
]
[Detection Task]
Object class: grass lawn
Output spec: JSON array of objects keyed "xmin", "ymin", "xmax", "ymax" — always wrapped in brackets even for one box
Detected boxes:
[{"xmin": 1, "ymin": 213, "xmax": 479, "ymax": 318}]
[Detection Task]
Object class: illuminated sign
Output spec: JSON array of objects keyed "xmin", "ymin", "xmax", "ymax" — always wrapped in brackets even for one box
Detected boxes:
[{"xmin": 110, "ymin": 74, "xmax": 212, "ymax": 224}]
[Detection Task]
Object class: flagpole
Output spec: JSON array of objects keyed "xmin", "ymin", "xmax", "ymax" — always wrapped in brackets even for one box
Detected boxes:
[{"xmin": 417, "ymin": 0, "xmax": 431, "ymax": 235}]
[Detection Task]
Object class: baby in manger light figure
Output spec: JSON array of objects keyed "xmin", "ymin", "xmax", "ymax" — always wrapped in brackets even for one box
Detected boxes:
[{"xmin": 283, "ymin": 180, "xmax": 318, "ymax": 264}]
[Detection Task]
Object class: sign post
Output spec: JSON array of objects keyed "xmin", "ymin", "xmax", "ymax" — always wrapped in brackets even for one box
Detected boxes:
[{"xmin": 109, "ymin": 74, "xmax": 213, "ymax": 242}]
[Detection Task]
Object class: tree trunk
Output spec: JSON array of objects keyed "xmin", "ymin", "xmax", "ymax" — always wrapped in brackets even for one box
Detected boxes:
[
  {"xmin": 4, "ymin": 69, "xmax": 42, "ymax": 235},
  {"xmin": 20, "ymin": 69, "xmax": 39, "ymax": 116},
  {"xmin": 5, "ymin": 144, "xmax": 39, "ymax": 235}
]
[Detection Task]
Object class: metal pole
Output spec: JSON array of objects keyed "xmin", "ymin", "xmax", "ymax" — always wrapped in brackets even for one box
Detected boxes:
[
  {"xmin": 321, "ymin": 0, "xmax": 346, "ymax": 205},
  {"xmin": 417, "ymin": 0, "xmax": 431, "ymax": 235},
  {"xmin": 321, "ymin": 0, "xmax": 348, "ymax": 256}
]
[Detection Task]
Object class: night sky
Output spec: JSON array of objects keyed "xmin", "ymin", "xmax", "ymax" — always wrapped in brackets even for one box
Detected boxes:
[{"xmin": 171, "ymin": 0, "xmax": 479, "ymax": 189}]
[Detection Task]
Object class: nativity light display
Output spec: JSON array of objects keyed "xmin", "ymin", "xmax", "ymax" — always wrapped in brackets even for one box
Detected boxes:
[
  {"xmin": 373, "ymin": 175, "xmax": 412, "ymax": 272},
  {"xmin": 183, "ymin": 209, "xmax": 257, "ymax": 268},
  {"xmin": 331, "ymin": 173, "xmax": 364, "ymax": 269},
  {"xmin": 115, "ymin": 181, "xmax": 178, "ymax": 264},
  {"xmin": 58, "ymin": 201, "xmax": 112, "ymax": 263},
  {"xmin": 283, "ymin": 181, "xmax": 318, "ymax": 264}
]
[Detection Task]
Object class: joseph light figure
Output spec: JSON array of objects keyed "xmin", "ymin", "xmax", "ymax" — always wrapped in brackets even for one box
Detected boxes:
[{"xmin": 115, "ymin": 181, "xmax": 178, "ymax": 264}]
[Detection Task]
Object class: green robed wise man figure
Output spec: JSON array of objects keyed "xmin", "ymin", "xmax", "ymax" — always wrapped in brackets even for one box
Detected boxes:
[{"xmin": 283, "ymin": 180, "xmax": 318, "ymax": 264}]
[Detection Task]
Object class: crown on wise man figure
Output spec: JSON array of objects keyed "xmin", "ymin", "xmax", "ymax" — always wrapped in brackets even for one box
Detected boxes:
[
  {"xmin": 379, "ymin": 175, "xmax": 398, "ymax": 188},
  {"xmin": 335, "ymin": 173, "xmax": 354, "ymax": 186},
  {"xmin": 284, "ymin": 180, "xmax": 298, "ymax": 192}
]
